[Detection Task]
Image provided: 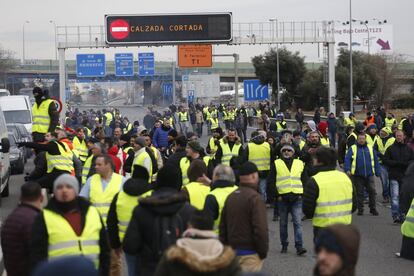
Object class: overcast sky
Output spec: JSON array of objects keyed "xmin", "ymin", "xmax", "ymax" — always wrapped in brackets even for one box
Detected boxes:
[{"xmin": 0, "ymin": 0, "xmax": 412, "ymax": 62}]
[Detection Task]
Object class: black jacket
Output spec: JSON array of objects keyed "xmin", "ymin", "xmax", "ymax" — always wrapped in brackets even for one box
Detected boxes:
[
  {"xmin": 27, "ymin": 151, "xmax": 47, "ymax": 180},
  {"xmin": 107, "ymin": 178, "xmax": 152, "ymax": 249},
  {"xmin": 383, "ymin": 142, "xmax": 414, "ymax": 182},
  {"xmin": 123, "ymin": 188, "xmax": 195, "ymax": 275},
  {"xmin": 30, "ymin": 197, "xmax": 110, "ymax": 276},
  {"xmin": 302, "ymin": 165, "xmax": 357, "ymax": 220}
]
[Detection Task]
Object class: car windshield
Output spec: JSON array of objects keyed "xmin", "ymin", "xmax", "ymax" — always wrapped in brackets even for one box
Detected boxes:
[{"xmin": 3, "ymin": 111, "xmax": 31, "ymax": 124}]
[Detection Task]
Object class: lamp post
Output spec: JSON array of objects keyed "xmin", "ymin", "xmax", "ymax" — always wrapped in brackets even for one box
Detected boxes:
[
  {"xmin": 269, "ymin": 18, "xmax": 280, "ymax": 109},
  {"xmin": 49, "ymin": 20, "xmax": 57, "ymax": 60},
  {"xmin": 349, "ymin": 0, "xmax": 353, "ymax": 113},
  {"xmin": 22, "ymin": 20, "xmax": 30, "ymax": 64}
]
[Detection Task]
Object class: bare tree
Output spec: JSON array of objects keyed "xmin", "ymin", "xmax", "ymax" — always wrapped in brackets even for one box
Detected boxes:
[{"xmin": 0, "ymin": 44, "xmax": 16, "ymax": 88}]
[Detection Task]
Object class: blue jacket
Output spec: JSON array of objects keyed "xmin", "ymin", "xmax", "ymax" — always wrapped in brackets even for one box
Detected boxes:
[
  {"xmin": 153, "ymin": 126, "xmax": 171, "ymax": 148},
  {"xmin": 344, "ymin": 143, "xmax": 380, "ymax": 177}
]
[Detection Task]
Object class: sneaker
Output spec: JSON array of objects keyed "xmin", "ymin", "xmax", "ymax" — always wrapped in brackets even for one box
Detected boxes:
[
  {"xmin": 370, "ymin": 209, "xmax": 379, "ymax": 216},
  {"xmin": 395, "ymin": 252, "xmax": 401, "ymax": 257},
  {"xmin": 296, "ymin": 247, "xmax": 307, "ymax": 256},
  {"xmin": 393, "ymin": 217, "xmax": 401, "ymax": 224},
  {"xmin": 281, "ymin": 246, "xmax": 288, "ymax": 253},
  {"xmin": 301, "ymin": 216, "xmax": 308, "ymax": 221},
  {"xmin": 357, "ymin": 210, "xmax": 363, "ymax": 216}
]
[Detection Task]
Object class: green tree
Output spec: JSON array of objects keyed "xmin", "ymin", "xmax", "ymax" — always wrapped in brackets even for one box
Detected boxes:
[
  {"xmin": 297, "ymin": 68, "xmax": 327, "ymax": 109},
  {"xmin": 252, "ymin": 47, "xmax": 306, "ymax": 106}
]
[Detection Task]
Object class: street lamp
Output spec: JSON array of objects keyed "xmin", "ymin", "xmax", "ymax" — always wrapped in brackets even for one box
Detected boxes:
[
  {"xmin": 269, "ymin": 18, "xmax": 281, "ymax": 109},
  {"xmin": 22, "ymin": 20, "xmax": 30, "ymax": 64},
  {"xmin": 49, "ymin": 20, "xmax": 57, "ymax": 60},
  {"xmin": 349, "ymin": 0, "xmax": 353, "ymax": 112}
]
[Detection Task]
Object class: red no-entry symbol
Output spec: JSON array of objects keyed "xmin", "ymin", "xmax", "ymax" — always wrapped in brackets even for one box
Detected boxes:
[{"xmin": 110, "ymin": 19, "xmax": 130, "ymax": 40}]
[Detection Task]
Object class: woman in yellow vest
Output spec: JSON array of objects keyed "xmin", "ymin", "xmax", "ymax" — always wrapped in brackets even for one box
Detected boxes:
[
  {"xmin": 31, "ymin": 174, "xmax": 110, "ymax": 274},
  {"xmin": 182, "ymin": 160, "xmax": 211, "ymax": 210}
]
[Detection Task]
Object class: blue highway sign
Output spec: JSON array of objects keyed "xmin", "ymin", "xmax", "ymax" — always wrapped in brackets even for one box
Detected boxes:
[
  {"xmin": 243, "ymin": 79, "xmax": 269, "ymax": 101},
  {"xmin": 162, "ymin": 83, "xmax": 173, "ymax": 96},
  {"xmin": 115, "ymin": 53, "xmax": 134, "ymax": 76},
  {"xmin": 76, "ymin": 54, "xmax": 106, "ymax": 77},
  {"xmin": 138, "ymin": 52, "xmax": 155, "ymax": 76}
]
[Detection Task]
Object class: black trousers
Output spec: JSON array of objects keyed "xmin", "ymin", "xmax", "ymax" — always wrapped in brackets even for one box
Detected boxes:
[{"xmin": 352, "ymin": 175, "xmax": 377, "ymax": 212}]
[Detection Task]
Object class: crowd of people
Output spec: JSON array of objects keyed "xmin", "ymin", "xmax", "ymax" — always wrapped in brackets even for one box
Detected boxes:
[{"xmin": 0, "ymin": 87, "xmax": 413, "ymax": 276}]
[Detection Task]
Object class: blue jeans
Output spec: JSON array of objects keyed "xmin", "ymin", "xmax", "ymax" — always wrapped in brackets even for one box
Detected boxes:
[
  {"xmin": 278, "ymin": 197, "xmax": 303, "ymax": 248},
  {"xmin": 328, "ymin": 131, "xmax": 336, "ymax": 148},
  {"xmin": 259, "ymin": 178, "xmax": 267, "ymax": 202},
  {"xmin": 390, "ymin": 179, "xmax": 403, "ymax": 219},
  {"xmin": 379, "ymin": 165, "xmax": 390, "ymax": 199},
  {"xmin": 125, "ymin": 253, "xmax": 138, "ymax": 276}
]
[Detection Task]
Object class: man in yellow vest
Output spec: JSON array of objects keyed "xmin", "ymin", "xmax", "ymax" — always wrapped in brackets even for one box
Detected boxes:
[
  {"xmin": 103, "ymin": 108, "xmax": 114, "ymax": 137},
  {"xmin": 398, "ymin": 164, "xmax": 414, "ymax": 260},
  {"xmin": 245, "ymin": 130, "xmax": 272, "ymax": 201},
  {"xmin": 267, "ymin": 144, "xmax": 308, "ymax": 255},
  {"xmin": 365, "ymin": 124, "xmax": 379, "ymax": 147},
  {"xmin": 203, "ymin": 164, "xmax": 237, "ymax": 232},
  {"xmin": 344, "ymin": 133, "xmax": 380, "ymax": 216},
  {"xmin": 293, "ymin": 130, "xmax": 306, "ymax": 150},
  {"xmin": 181, "ymin": 159, "xmax": 211, "ymax": 210},
  {"xmin": 206, "ymin": 127, "xmax": 224, "ymax": 156},
  {"xmin": 209, "ymin": 113, "xmax": 220, "ymax": 132},
  {"xmin": 344, "ymin": 113, "xmax": 357, "ymax": 127},
  {"xmin": 178, "ymin": 106, "xmax": 189, "ymax": 136},
  {"xmin": 385, "ymin": 113, "xmax": 397, "ymax": 129},
  {"xmin": 131, "ymin": 137, "xmax": 153, "ymax": 182},
  {"xmin": 30, "ymin": 174, "xmax": 110, "ymax": 275},
  {"xmin": 72, "ymin": 127, "xmax": 89, "ymax": 164},
  {"xmin": 214, "ymin": 129, "xmax": 244, "ymax": 166},
  {"xmin": 107, "ymin": 165, "xmax": 152, "ymax": 276},
  {"xmin": 180, "ymin": 141, "xmax": 211, "ymax": 186},
  {"xmin": 81, "ymin": 139, "xmax": 105, "ymax": 186},
  {"xmin": 303, "ymin": 147, "xmax": 356, "ymax": 241},
  {"xmin": 31, "ymin": 87, "xmax": 59, "ymax": 142}
]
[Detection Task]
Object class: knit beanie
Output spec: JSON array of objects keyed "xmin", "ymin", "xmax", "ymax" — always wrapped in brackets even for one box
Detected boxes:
[
  {"xmin": 239, "ymin": 162, "xmax": 258, "ymax": 176},
  {"xmin": 155, "ymin": 164, "xmax": 181, "ymax": 190},
  {"xmin": 187, "ymin": 141, "xmax": 205, "ymax": 155},
  {"xmin": 53, "ymin": 174, "xmax": 79, "ymax": 195}
]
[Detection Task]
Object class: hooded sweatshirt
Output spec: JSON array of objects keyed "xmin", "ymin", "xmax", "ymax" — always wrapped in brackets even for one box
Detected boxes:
[{"xmin": 107, "ymin": 145, "xmax": 122, "ymax": 173}]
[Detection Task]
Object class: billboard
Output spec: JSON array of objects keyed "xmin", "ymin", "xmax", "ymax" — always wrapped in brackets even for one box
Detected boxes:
[
  {"xmin": 182, "ymin": 74, "xmax": 220, "ymax": 99},
  {"xmin": 328, "ymin": 23, "xmax": 393, "ymax": 55},
  {"xmin": 105, "ymin": 13, "xmax": 232, "ymax": 45}
]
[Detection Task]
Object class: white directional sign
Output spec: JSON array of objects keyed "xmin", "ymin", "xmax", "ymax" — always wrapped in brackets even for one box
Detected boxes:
[
  {"xmin": 243, "ymin": 79, "xmax": 269, "ymax": 101},
  {"xmin": 182, "ymin": 74, "xmax": 220, "ymax": 99}
]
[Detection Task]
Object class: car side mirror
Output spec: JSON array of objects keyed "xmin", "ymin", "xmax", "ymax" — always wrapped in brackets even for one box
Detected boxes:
[{"xmin": 0, "ymin": 137, "xmax": 10, "ymax": 153}]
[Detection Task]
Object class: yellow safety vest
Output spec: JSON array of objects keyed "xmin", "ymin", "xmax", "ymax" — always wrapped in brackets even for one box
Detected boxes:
[
  {"xmin": 104, "ymin": 112, "xmax": 113, "ymax": 127},
  {"xmin": 298, "ymin": 140, "xmax": 306, "ymax": 150},
  {"xmin": 85, "ymin": 127, "xmax": 92, "ymax": 137},
  {"xmin": 346, "ymin": 132, "xmax": 358, "ymax": 150},
  {"xmin": 178, "ymin": 112, "xmax": 188, "ymax": 122},
  {"xmin": 43, "ymin": 206, "xmax": 102, "ymax": 268},
  {"xmin": 256, "ymin": 110, "xmax": 262, "ymax": 117},
  {"xmin": 90, "ymin": 173, "xmax": 123, "ymax": 224},
  {"xmin": 123, "ymin": 146, "xmax": 133, "ymax": 154},
  {"xmin": 223, "ymin": 111, "xmax": 229, "ymax": 121},
  {"xmin": 228, "ymin": 111, "xmax": 235, "ymax": 121},
  {"xmin": 275, "ymin": 159, "xmax": 304, "ymax": 194},
  {"xmin": 210, "ymin": 118, "xmax": 219, "ymax": 130},
  {"xmin": 276, "ymin": 121, "xmax": 286, "ymax": 131},
  {"xmin": 32, "ymin": 99, "xmax": 54, "ymax": 134},
  {"xmin": 321, "ymin": 137, "xmax": 330, "ymax": 147},
  {"xmin": 313, "ymin": 170, "xmax": 353, "ymax": 227},
  {"xmin": 344, "ymin": 117, "xmax": 355, "ymax": 127},
  {"xmin": 185, "ymin": 182, "xmax": 210, "ymax": 210},
  {"xmin": 366, "ymin": 134, "xmax": 379, "ymax": 147},
  {"xmin": 401, "ymin": 198, "xmax": 414, "ymax": 238},
  {"xmin": 220, "ymin": 141, "xmax": 241, "ymax": 166},
  {"xmin": 350, "ymin": 144, "xmax": 375, "ymax": 175},
  {"xmin": 204, "ymin": 109, "xmax": 211, "ymax": 121},
  {"xmin": 82, "ymin": 155, "xmax": 93, "ymax": 185},
  {"xmin": 132, "ymin": 150, "xmax": 153, "ymax": 183},
  {"xmin": 398, "ymin": 118, "xmax": 406, "ymax": 131},
  {"xmin": 116, "ymin": 190, "xmax": 152, "ymax": 242},
  {"xmin": 124, "ymin": 123, "xmax": 133, "ymax": 134},
  {"xmin": 376, "ymin": 137, "xmax": 395, "ymax": 155},
  {"xmin": 46, "ymin": 141, "xmax": 74, "ymax": 173},
  {"xmin": 73, "ymin": 136, "xmax": 89, "ymax": 162},
  {"xmin": 179, "ymin": 156, "xmax": 210, "ymax": 186},
  {"xmin": 385, "ymin": 118, "xmax": 396, "ymax": 129},
  {"xmin": 248, "ymin": 142, "xmax": 271, "ymax": 171},
  {"xmin": 208, "ymin": 137, "xmax": 221, "ymax": 156},
  {"xmin": 209, "ymin": 186, "xmax": 238, "ymax": 232}
]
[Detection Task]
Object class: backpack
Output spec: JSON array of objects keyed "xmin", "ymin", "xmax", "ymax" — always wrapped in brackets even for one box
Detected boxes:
[{"xmin": 151, "ymin": 212, "xmax": 184, "ymax": 260}]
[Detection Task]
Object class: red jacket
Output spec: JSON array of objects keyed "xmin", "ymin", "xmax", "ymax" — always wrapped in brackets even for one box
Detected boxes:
[{"xmin": 107, "ymin": 145, "xmax": 122, "ymax": 174}]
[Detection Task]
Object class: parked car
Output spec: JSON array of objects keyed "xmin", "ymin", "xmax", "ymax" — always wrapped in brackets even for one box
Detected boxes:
[
  {"xmin": 0, "ymin": 89, "xmax": 10, "ymax": 97},
  {"xmin": 0, "ymin": 106, "xmax": 11, "ymax": 202},
  {"xmin": 7, "ymin": 123, "xmax": 33, "ymax": 160},
  {"xmin": 0, "ymin": 95, "xmax": 33, "ymax": 133},
  {"xmin": 8, "ymin": 132, "xmax": 24, "ymax": 175}
]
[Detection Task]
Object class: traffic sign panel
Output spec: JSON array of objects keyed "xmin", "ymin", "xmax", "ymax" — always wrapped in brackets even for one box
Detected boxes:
[
  {"xmin": 162, "ymin": 83, "xmax": 173, "ymax": 96},
  {"xmin": 138, "ymin": 53, "xmax": 155, "ymax": 76},
  {"xmin": 178, "ymin": 44, "xmax": 213, "ymax": 68},
  {"xmin": 115, "ymin": 53, "xmax": 134, "ymax": 76},
  {"xmin": 243, "ymin": 79, "xmax": 269, "ymax": 101},
  {"xmin": 76, "ymin": 54, "xmax": 106, "ymax": 77}
]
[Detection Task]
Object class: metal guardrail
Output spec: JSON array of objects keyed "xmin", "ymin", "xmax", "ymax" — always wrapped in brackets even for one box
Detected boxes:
[{"xmin": 248, "ymin": 114, "xmax": 327, "ymax": 131}]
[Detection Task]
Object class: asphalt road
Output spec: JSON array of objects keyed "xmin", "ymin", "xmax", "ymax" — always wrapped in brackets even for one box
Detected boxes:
[{"xmin": 1, "ymin": 105, "xmax": 413, "ymax": 275}]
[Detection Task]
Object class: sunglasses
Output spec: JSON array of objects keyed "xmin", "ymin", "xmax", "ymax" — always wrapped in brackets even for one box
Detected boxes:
[{"xmin": 282, "ymin": 149, "xmax": 293, "ymax": 153}]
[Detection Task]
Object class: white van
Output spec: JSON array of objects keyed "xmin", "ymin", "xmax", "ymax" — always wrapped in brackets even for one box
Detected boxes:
[
  {"xmin": 0, "ymin": 96, "xmax": 33, "ymax": 133},
  {"xmin": 0, "ymin": 105, "xmax": 11, "ymax": 202}
]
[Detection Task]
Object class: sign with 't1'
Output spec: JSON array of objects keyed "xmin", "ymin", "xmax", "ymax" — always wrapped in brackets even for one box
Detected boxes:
[{"xmin": 243, "ymin": 79, "xmax": 269, "ymax": 101}]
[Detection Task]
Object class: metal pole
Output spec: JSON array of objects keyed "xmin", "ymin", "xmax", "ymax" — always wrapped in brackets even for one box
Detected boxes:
[
  {"xmin": 328, "ymin": 42, "xmax": 336, "ymax": 114},
  {"xmin": 365, "ymin": 23, "xmax": 370, "ymax": 55},
  {"xmin": 349, "ymin": 0, "xmax": 354, "ymax": 112},
  {"xmin": 50, "ymin": 21, "xmax": 58, "ymax": 60},
  {"xmin": 172, "ymin": 61, "xmax": 176, "ymax": 105},
  {"xmin": 233, "ymin": 53, "xmax": 239, "ymax": 107},
  {"xmin": 22, "ymin": 23, "xmax": 26, "ymax": 64},
  {"xmin": 276, "ymin": 43, "xmax": 281, "ymax": 110},
  {"xmin": 58, "ymin": 48, "xmax": 67, "ymax": 119}
]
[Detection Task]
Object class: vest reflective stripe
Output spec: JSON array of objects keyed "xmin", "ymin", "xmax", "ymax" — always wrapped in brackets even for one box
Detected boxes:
[
  {"xmin": 299, "ymin": 140, "xmax": 305, "ymax": 150},
  {"xmin": 32, "ymin": 99, "xmax": 54, "ymax": 133},
  {"xmin": 402, "ymin": 200, "xmax": 414, "ymax": 238},
  {"xmin": 90, "ymin": 173, "xmax": 123, "ymax": 224},
  {"xmin": 275, "ymin": 159, "xmax": 304, "ymax": 194},
  {"xmin": 116, "ymin": 190, "xmax": 152, "ymax": 242},
  {"xmin": 209, "ymin": 186, "xmax": 237, "ymax": 232},
  {"xmin": 366, "ymin": 135, "xmax": 379, "ymax": 147},
  {"xmin": 398, "ymin": 118, "xmax": 406, "ymax": 130},
  {"xmin": 132, "ymin": 151, "xmax": 152, "ymax": 183},
  {"xmin": 376, "ymin": 137, "xmax": 395, "ymax": 155},
  {"xmin": 85, "ymin": 128, "xmax": 92, "ymax": 137},
  {"xmin": 385, "ymin": 118, "xmax": 396, "ymax": 129},
  {"xmin": 43, "ymin": 207, "xmax": 102, "ymax": 268},
  {"xmin": 104, "ymin": 112, "xmax": 113, "ymax": 126},
  {"xmin": 124, "ymin": 123, "xmax": 132, "ymax": 134},
  {"xmin": 210, "ymin": 118, "xmax": 219, "ymax": 129},
  {"xmin": 248, "ymin": 142, "xmax": 271, "ymax": 171},
  {"xmin": 276, "ymin": 122, "xmax": 286, "ymax": 130},
  {"xmin": 73, "ymin": 137, "xmax": 88, "ymax": 162},
  {"xmin": 313, "ymin": 171, "xmax": 353, "ymax": 227},
  {"xmin": 180, "ymin": 156, "xmax": 210, "ymax": 186},
  {"xmin": 223, "ymin": 111, "xmax": 228, "ymax": 121},
  {"xmin": 220, "ymin": 141, "xmax": 241, "ymax": 166},
  {"xmin": 228, "ymin": 111, "xmax": 235, "ymax": 121},
  {"xmin": 185, "ymin": 182, "xmax": 210, "ymax": 210},
  {"xmin": 46, "ymin": 141, "xmax": 74, "ymax": 173},
  {"xmin": 178, "ymin": 112, "xmax": 188, "ymax": 122},
  {"xmin": 320, "ymin": 137, "xmax": 330, "ymax": 147},
  {"xmin": 346, "ymin": 132, "xmax": 357, "ymax": 150},
  {"xmin": 350, "ymin": 144, "xmax": 375, "ymax": 175},
  {"xmin": 82, "ymin": 155, "xmax": 93, "ymax": 185},
  {"xmin": 123, "ymin": 147, "xmax": 133, "ymax": 154}
]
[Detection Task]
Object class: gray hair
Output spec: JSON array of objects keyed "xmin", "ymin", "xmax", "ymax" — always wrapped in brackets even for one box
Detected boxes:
[{"xmin": 212, "ymin": 164, "xmax": 236, "ymax": 183}]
